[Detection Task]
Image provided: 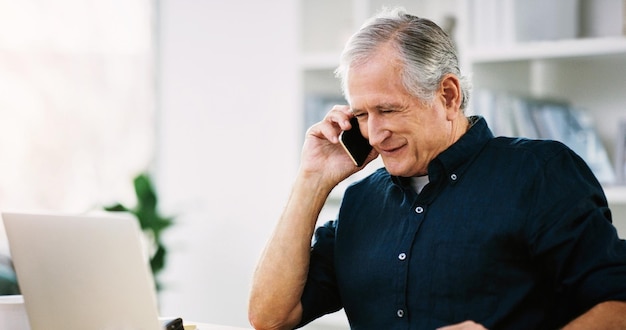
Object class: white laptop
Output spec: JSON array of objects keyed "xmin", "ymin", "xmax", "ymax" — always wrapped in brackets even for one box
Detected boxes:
[{"xmin": 2, "ymin": 211, "xmax": 165, "ymax": 330}]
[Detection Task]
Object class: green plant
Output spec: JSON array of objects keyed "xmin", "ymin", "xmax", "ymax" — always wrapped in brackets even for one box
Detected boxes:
[{"xmin": 104, "ymin": 172, "xmax": 173, "ymax": 290}]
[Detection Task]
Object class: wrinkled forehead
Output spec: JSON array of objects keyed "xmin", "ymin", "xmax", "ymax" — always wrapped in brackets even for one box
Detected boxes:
[{"xmin": 344, "ymin": 45, "xmax": 405, "ymax": 102}]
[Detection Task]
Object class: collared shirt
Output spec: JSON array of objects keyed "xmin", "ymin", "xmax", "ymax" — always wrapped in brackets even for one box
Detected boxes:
[{"xmin": 299, "ymin": 117, "xmax": 626, "ymax": 329}]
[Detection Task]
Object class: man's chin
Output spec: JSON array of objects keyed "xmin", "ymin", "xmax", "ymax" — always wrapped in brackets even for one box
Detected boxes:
[
  {"xmin": 382, "ymin": 163, "xmax": 412, "ymax": 177},
  {"xmin": 383, "ymin": 160, "xmax": 425, "ymax": 177}
]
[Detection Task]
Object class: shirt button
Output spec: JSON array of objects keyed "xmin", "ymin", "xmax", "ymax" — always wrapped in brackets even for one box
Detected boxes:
[
  {"xmin": 451, "ymin": 173, "xmax": 458, "ymax": 181},
  {"xmin": 397, "ymin": 309, "xmax": 404, "ymax": 318},
  {"xmin": 415, "ymin": 206, "xmax": 424, "ymax": 214},
  {"xmin": 398, "ymin": 253, "xmax": 407, "ymax": 260}
]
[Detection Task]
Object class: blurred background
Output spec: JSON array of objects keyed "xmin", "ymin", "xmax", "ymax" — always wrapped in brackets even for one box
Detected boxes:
[{"xmin": 0, "ymin": 0, "xmax": 625, "ymax": 329}]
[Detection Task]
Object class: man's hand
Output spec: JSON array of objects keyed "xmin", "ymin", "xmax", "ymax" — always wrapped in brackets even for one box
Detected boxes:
[
  {"xmin": 437, "ymin": 320, "xmax": 487, "ymax": 330},
  {"xmin": 249, "ymin": 105, "xmax": 377, "ymax": 330},
  {"xmin": 562, "ymin": 301, "xmax": 626, "ymax": 329},
  {"xmin": 299, "ymin": 105, "xmax": 377, "ymax": 188}
]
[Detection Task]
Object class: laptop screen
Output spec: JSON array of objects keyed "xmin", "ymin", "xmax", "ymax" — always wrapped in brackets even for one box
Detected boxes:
[{"xmin": 2, "ymin": 212, "xmax": 163, "ymax": 330}]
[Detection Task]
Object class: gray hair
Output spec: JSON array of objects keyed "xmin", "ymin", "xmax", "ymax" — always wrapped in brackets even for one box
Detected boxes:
[{"xmin": 335, "ymin": 7, "xmax": 471, "ymax": 110}]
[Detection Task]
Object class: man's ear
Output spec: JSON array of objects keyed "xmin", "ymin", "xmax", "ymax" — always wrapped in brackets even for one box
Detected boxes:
[{"xmin": 439, "ymin": 74, "xmax": 462, "ymax": 119}]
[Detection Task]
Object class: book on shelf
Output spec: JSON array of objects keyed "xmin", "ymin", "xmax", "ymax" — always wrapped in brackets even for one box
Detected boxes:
[{"xmin": 469, "ymin": 90, "xmax": 616, "ymax": 184}]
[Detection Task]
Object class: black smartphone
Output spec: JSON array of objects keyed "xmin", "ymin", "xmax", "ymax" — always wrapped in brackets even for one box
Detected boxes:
[{"xmin": 339, "ymin": 117, "xmax": 372, "ymax": 167}]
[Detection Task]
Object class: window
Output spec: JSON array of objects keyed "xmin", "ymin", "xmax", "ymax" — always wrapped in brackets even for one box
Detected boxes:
[{"xmin": 0, "ymin": 1, "xmax": 155, "ymax": 215}]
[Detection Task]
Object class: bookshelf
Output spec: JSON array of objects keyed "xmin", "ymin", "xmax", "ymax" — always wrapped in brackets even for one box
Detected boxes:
[{"xmin": 457, "ymin": 0, "xmax": 626, "ymax": 233}]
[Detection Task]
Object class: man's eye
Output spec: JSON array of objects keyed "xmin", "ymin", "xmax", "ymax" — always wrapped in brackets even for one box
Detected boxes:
[{"xmin": 354, "ymin": 113, "xmax": 367, "ymax": 118}]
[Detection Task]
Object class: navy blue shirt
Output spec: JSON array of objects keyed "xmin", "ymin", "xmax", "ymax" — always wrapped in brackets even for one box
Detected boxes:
[{"xmin": 299, "ymin": 117, "xmax": 626, "ymax": 329}]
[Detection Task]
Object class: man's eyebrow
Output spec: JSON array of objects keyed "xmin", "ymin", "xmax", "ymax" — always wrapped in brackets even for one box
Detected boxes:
[
  {"xmin": 374, "ymin": 102, "xmax": 403, "ymax": 110},
  {"xmin": 351, "ymin": 102, "xmax": 404, "ymax": 114}
]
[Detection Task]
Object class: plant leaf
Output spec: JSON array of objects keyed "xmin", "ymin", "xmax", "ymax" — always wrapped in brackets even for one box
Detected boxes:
[
  {"xmin": 104, "ymin": 203, "xmax": 130, "ymax": 212},
  {"xmin": 150, "ymin": 244, "xmax": 167, "ymax": 274},
  {"xmin": 134, "ymin": 174, "xmax": 157, "ymax": 211}
]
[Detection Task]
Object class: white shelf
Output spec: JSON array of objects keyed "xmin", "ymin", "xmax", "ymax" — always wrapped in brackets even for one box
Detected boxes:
[
  {"xmin": 305, "ymin": 37, "xmax": 626, "ymax": 70},
  {"xmin": 605, "ymin": 186, "xmax": 626, "ymax": 205},
  {"xmin": 467, "ymin": 37, "xmax": 626, "ymax": 63}
]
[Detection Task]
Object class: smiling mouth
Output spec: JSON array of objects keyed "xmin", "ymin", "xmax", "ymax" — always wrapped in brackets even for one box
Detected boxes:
[{"xmin": 380, "ymin": 144, "xmax": 404, "ymax": 155}]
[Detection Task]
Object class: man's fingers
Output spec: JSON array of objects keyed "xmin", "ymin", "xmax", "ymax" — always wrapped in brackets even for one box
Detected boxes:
[{"xmin": 324, "ymin": 105, "xmax": 353, "ymax": 130}]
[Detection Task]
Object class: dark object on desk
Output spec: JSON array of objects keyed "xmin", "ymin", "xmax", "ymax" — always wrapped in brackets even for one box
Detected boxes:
[{"xmin": 164, "ymin": 317, "xmax": 184, "ymax": 330}]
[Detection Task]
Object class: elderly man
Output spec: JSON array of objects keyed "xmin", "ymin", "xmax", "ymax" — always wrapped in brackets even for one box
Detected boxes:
[{"xmin": 249, "ymin": 8, "xmax": 626, "ymax": 330}]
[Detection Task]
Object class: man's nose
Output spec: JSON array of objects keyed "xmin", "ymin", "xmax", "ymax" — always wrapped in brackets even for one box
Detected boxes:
[{"xmin": 366, "ymin": 116, "xmax": 389, "ymax": 147}]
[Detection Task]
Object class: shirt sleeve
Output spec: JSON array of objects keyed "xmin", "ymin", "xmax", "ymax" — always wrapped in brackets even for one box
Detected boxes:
[
  {"xmin": 297, "ymin": 220, "xmax": 343, "ymax": 328},
  {"xmin": 527, "ymin": 144, "xmax": 626, "ymax": 317}
]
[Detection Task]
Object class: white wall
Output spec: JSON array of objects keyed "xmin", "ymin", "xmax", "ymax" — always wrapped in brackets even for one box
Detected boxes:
[{"xmin": 156, "ymin": 0, "xmax": 300, "ymax": 327}]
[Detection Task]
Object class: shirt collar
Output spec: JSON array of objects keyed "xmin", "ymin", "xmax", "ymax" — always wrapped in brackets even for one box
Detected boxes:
[{"xmin": 391, "ymin": 116, "xmax": 494, "ymax": 186}]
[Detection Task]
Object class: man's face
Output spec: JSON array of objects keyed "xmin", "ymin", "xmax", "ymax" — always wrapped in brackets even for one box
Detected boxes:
[{"xmin": 347, "ymin": 48, "xmax": 457, "ymax": 177}]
